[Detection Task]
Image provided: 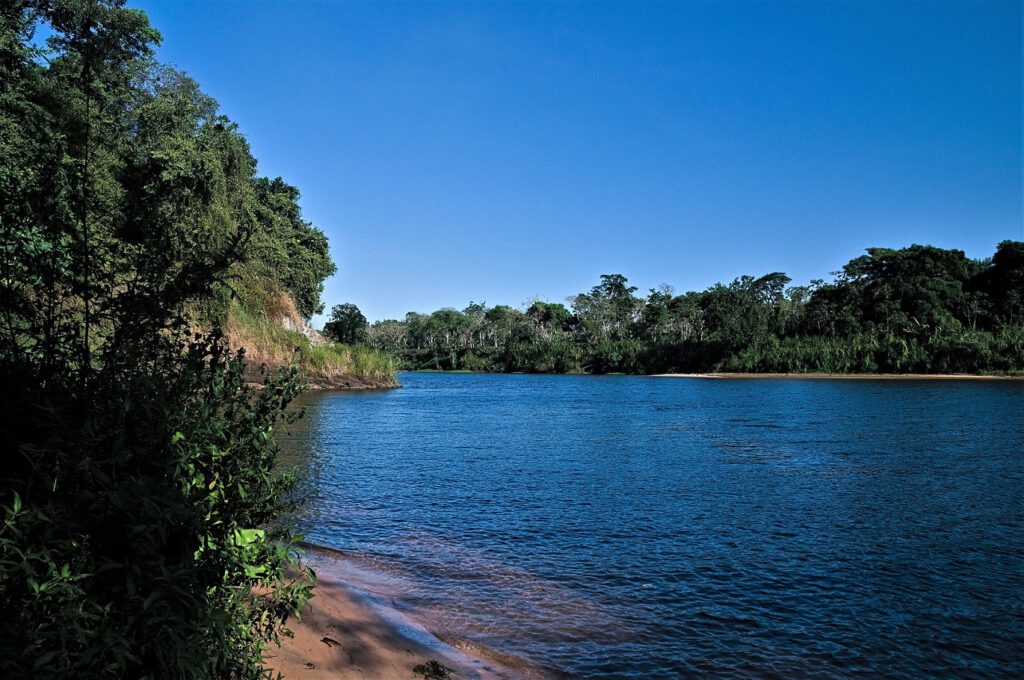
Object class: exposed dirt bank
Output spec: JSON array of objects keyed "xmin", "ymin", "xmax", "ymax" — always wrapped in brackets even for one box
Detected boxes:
[{"xmin": 241, "ymin": 360, "xmax": 398, "ymax": 390}]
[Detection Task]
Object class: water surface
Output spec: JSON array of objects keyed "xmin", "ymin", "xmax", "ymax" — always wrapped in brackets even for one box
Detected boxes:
[{"xmin": 287, "ymin": 373, "xmax": 1024, "ymax": 678}]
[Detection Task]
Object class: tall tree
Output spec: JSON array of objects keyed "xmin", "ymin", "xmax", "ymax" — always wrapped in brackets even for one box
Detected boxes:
[
  {"xmin": 323, "ymin": 302, "xmax": 368, "ymax": 345},
  {"xmin": 1, "ymin": 3, "xmax": 315, "ymax": 677}
]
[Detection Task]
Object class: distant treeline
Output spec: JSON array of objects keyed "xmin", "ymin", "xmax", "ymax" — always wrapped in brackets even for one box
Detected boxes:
[{"xmin": 361, "ymin": 242, "xmax": 1024, "ymax": 374}]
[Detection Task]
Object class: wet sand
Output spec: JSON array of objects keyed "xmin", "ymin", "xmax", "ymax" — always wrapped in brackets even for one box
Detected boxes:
[
  {"xmin": 651, "ymin": 372, "xmax": 1024, "ymax": 380},
  {"xmin": 264, "ymin": 549, "xmax": 531, "ymax": 680}
]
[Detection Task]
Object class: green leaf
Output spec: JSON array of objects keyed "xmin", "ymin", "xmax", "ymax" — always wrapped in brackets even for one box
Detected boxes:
[
  {"xmin": 244, "ymin": 564, "xmax": 267, "ymax": 578},
  {"xmin": 143, "ymin": 591, "xmax": 160, "ymax": 610},
  {"xmin": 232, "ymin": 528, "xmax": 265, "ymax": 547}
]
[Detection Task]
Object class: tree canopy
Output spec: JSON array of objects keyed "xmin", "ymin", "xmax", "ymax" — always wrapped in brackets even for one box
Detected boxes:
[
  {"xmin": 367, "ymin": 242, "xmax": 1024, "ymax": 375},
  {"xmin": 1, "ymin": 1, "xmax": 333, "ymax": 676},
  {"xmin": 322, "ymin": 302, "xmax": 368, "ymax": 345}
]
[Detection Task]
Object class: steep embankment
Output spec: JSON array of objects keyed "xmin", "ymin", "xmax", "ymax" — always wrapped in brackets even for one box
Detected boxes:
[{"xmin": 224, "ymin": 294, "xmax": 398, "ymax": 390}]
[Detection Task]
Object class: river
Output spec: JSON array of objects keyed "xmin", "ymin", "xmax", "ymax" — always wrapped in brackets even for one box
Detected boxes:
[{"xmin": 286, "ymin": 372, "xmax": 1024, "ymax": 678}]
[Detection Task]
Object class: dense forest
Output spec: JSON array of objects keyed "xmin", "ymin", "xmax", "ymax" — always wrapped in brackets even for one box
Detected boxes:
[
  {"xmin": 0, "ymin": 1, "xmax": 360, "ymax": 677},
  {"xmin": 360, "ymin": 242, "xmax": 1024, "ymax": 374}
]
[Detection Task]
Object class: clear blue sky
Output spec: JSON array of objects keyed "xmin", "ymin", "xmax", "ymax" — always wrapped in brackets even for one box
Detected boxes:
[{"xmin": 133, "ymin": 0, "xmax": 1022, "ymax": 324}]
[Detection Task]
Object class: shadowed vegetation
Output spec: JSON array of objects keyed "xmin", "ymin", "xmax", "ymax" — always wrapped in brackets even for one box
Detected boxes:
[{"xmin": 0, "ymin": 1, "xmax": 374, "ymax": 677}]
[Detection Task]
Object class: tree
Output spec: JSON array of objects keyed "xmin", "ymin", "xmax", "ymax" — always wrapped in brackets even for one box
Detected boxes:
[
  {"xmin": 1, "ymin": 3, "xmax": 312, "ymax": 677},
  {"xmin": 836, "ymin": 245, "xmax": 979, "ymax": 337},
  {"xmin": 571, "ymin": 274, "xmax": 640, "ymax": 343},
  {"xmin": 972, "ymin": 240, "xmax": 1024, "ymax": 326},
  {"xmin": 366, "ymin": 319, "xmax": 408, "ymax": 352},
  {"xmin": 526, "ymin": 301, "xmax": 573, "ymax": 340},
  {"xmin": 362, "ymin": 243, "xmax": 1023, "ymax": 375},
  {"xmin": 323, "ymin": 302, "xmax": 368, "ymax": 344},
  {"xmin": 250, "ymin": 177, "xmax": 335, "ymax": 318}
]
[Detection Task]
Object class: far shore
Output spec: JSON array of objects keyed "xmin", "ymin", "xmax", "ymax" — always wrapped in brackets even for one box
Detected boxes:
[
  {"xmin": 401, "ymin": 369, "xmax": 1024, "ymax": 381},
  {"xmin": 650, "ymin": 372, "xmax": 1024, "ymax": 380},
  {"xmin": 265, "ymin": 545, "xmax": 535, "ymax": 680}
]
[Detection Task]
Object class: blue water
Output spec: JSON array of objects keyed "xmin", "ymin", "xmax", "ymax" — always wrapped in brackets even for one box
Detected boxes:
[{"xmin": 287, "ymin": 372, "xmax": 1024, "ymax": 678}]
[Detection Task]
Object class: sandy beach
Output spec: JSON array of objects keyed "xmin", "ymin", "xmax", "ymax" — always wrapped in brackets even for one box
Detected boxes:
[
  {"xmin": 650, "ymin": 373, "xmax": 1024, "ymax": 380},
  {"xmin": 264, "ymin": 549, "xmax": 532, "ymax": 680}
]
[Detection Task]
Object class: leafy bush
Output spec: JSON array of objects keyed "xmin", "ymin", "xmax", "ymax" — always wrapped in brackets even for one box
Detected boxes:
[
  {"xmin": 1, "ymin": 2, "xmax": 318, "ymax": 676},
  {"xmin": 1, "ymin": 330, "xmax": 313, "ymax": 678}
]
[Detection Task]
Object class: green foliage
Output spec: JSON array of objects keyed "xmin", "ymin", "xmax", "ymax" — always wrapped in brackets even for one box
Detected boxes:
[
  {"xmin": 227, "ymin": 306, "xmax": 397, "ymax": 386},
  {"xmin": 245, "ymin": 177, "xmax": 335, "ymax": 319},
  {"xmin": 1, "ymin": 333, "xmax": 314, "ymax": 678},
  {"xmin": 367, "ymin": 245, "xmax": 1024, "ymax": 375},
  {"xmin": 1, "ymin": 2, "xmax": 321, "ymax": 677},
  {"xmin": 322, "ymin": 302, "xmax": 368, "ymax": 345}
]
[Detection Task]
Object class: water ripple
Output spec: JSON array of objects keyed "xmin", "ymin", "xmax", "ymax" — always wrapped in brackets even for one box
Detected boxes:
[{"xmin": 284, "ymin": 374, "xmax": 1024, "ymax": 678}]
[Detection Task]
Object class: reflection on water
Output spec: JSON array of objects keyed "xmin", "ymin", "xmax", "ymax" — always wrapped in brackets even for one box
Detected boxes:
[{"xmin": 282, "ymin": 374, "xmax": 1024, "ymax": 678}]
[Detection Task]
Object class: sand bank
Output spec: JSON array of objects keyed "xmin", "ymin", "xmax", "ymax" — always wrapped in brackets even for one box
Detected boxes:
[
  {"xmin": 264, "ymin": 549, "xmax": 531, "ymax": 680},
  {"xmin": 650, "ymin": 373, "xmax": 1024, "ymax": 380}
]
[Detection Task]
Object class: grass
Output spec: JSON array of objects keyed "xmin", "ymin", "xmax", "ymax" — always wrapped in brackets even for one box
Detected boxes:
[{"xmin": 224, "ymin": 305, "xmax": 398, "ymax": 387}]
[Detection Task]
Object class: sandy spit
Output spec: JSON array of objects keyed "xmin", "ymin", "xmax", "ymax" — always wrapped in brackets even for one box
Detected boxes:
[
  {"xmin": 263, "ymin": 551, "xmax": 531, "ymax": 680},
  {"xmin": 650, "ymin": 373, "xmax": 1024, "ymax": 380}
]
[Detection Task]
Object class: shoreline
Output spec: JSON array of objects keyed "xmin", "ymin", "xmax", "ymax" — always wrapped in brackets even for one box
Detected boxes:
[
  {"xmin": 650, "ymin": 372, "xmax": 1024, "ymax": 380},
  {"xmin": 401, "ymin": 369, "xmax": 1023, "ymax": 380},
  {"xmin": 265, "ymin": 545, "xmax": 536, "ymax": 680}
]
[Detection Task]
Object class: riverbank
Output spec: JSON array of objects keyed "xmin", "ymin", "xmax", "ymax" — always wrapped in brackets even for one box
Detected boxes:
[
  {"xmin": 651, "ymin": 372, "xmax": 1024, "ymax": 380},
  {"xmin": 264, "ymin": 547, "xmax": 533, "ymax": 680},
  {"xmin": 302, "ymin": 373, "xmax": 401, "ymax": 390}
]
